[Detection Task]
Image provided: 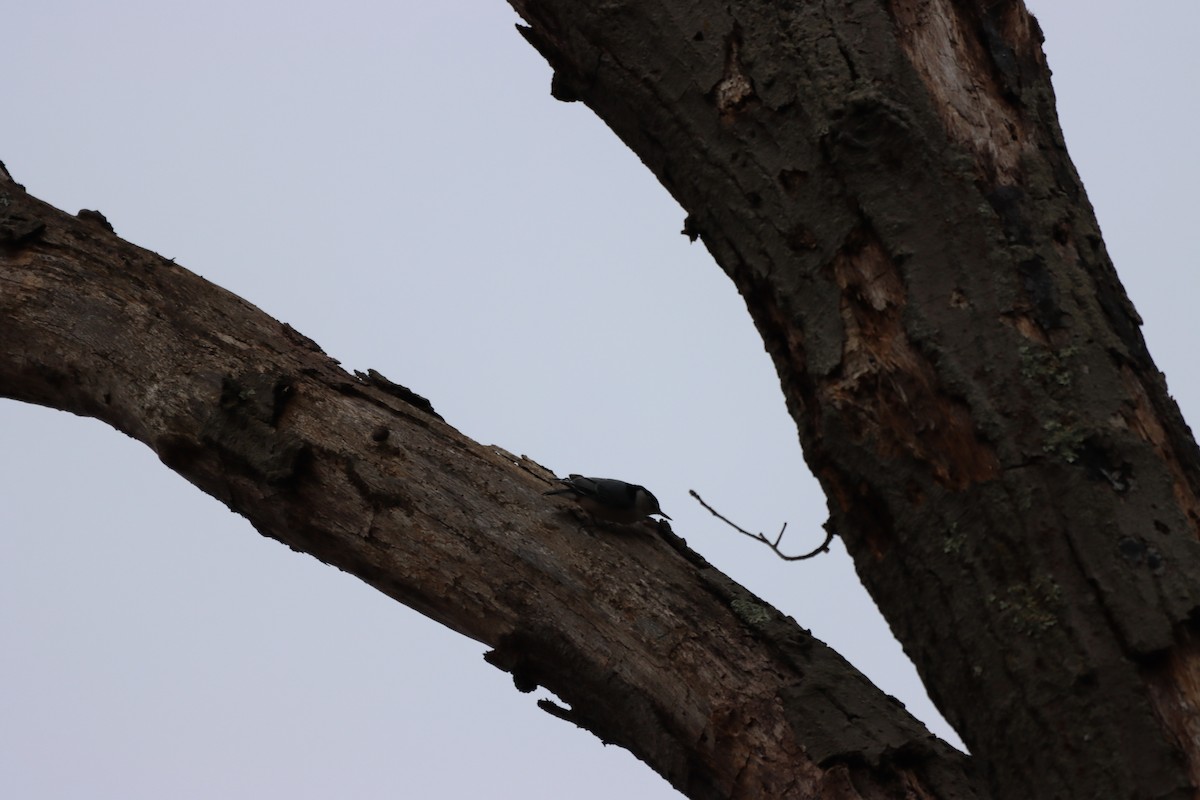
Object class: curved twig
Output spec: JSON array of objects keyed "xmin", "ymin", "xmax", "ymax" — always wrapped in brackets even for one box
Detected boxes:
[{"xmin": 689, "ymin": 490, "xmax": 834, "ymax": 561}]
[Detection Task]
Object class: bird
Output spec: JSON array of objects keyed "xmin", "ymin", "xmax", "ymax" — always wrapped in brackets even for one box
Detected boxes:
[{"xmin": 545, "ymin": 474, "xmax": 671, "ymax": 524}]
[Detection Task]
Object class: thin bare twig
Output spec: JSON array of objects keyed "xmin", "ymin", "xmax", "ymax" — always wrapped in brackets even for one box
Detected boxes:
[{"xmin": 689, "ymin": 489, "xmax": 834, "ymax": 561}]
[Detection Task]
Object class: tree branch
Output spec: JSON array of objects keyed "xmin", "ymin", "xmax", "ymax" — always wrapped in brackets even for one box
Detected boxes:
[
  {"xmin": 689, "ymin": 490, "xmax": 834, "ymax": 561},
  {"xmin": 0, "ymin": 171, "xmax": 979, "ymax": 798}
]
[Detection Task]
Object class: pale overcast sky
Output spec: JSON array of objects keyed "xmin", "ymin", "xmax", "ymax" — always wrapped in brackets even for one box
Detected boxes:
[{"xmin": 2, "ymin": 2, "xmax": 1197, "ymax": 798}]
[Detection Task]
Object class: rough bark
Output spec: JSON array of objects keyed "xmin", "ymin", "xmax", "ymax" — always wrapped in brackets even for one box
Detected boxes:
[
  {"xmin": 507, "ymin": 0, "xmax": 1200, "ymax": 797},
  {"xmin": 5, "ymin": 0, "xmax": 1200, "ymax": 796},
  {"xmin": 0, "ymin": 172, "xmax": 979, "ymax": 798}
]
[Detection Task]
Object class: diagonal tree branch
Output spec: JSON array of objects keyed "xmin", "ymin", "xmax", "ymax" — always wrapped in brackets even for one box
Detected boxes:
[{"xmin": 0, "ymin": 171, "xmax": 980, "ymax": 798}]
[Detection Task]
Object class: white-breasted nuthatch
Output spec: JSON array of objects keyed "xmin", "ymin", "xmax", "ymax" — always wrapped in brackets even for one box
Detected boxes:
[{"xmin": 545, "ymin": 474, "xmax": 671, "ymax": 523}]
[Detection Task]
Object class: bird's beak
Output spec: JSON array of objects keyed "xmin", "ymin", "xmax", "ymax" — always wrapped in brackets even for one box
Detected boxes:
[{"xmin": 659, "ymin": 513, "xmax": 672, "ymax": 520}]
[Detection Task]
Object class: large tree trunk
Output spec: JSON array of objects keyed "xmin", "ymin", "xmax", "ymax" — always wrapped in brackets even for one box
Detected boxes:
[
  {"xmin": 509, "ymin": 0, "xmax": 1200, "ymax": 797},
  {"xmin": 3, "ymin": 1, "xmax": 1198, "ymax": 799}
]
